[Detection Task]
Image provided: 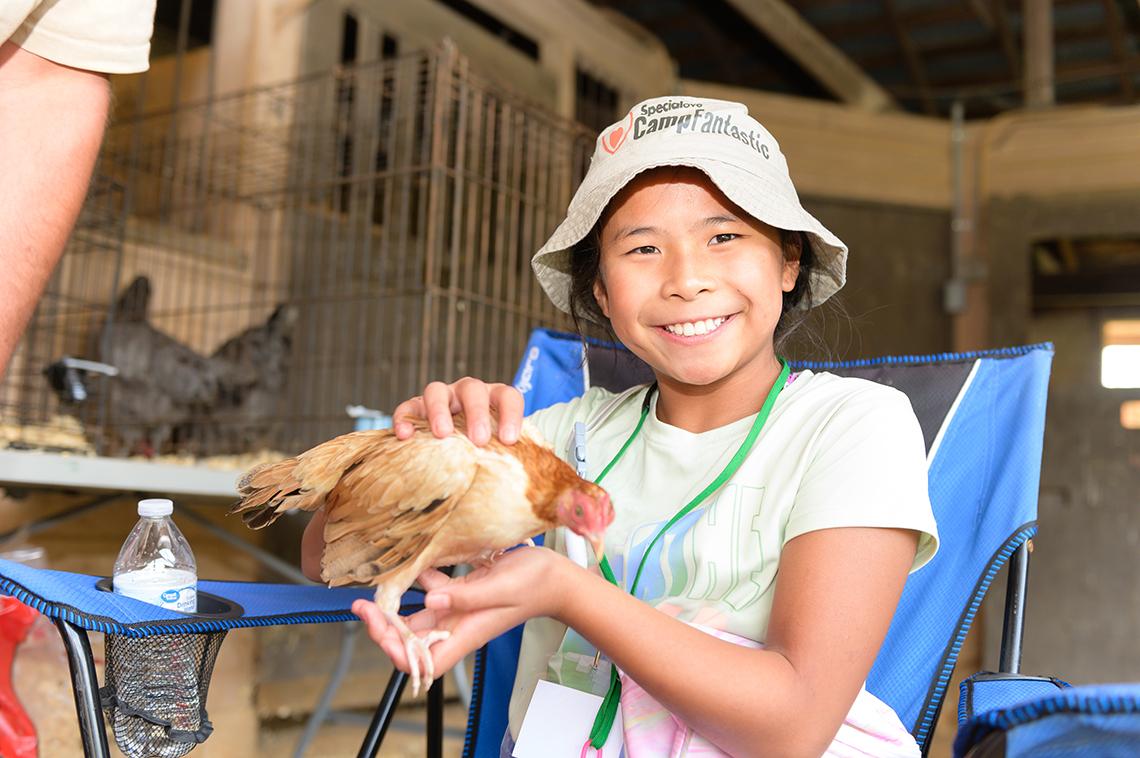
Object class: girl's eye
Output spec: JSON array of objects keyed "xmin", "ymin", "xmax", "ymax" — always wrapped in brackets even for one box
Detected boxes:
[
  {"xmin": 627, "ymin": 245, "xmax": 659, "ymax": 256},
  {"xmin": 711, "ymin": 233, "xmax": 740, "ymax": 245}
]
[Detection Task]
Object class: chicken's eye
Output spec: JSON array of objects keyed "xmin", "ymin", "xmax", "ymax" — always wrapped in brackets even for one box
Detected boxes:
[{"xmin": 574, "ymin": 505, "xmax": 583, "ymax": 518}]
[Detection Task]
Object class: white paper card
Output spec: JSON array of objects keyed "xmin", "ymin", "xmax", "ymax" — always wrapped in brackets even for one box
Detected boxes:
[{"xmin": 514, "ymin": 679, "xmax": 624, "ymax": 758}]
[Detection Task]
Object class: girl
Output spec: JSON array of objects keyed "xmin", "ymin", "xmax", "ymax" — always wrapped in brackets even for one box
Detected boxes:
[{"xmin": 340, "ymin": 97, "xmax": 939, "ymax": 757}]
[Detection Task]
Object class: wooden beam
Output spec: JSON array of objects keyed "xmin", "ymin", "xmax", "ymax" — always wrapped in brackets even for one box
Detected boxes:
[
  {"xmin": 925, "ymin": 22, "xmax": 1102, "ymax": 62},
  {"xmin": 967, "ymin": 0, "xmax": 996, "ymax": 29},
  {"xmin": 818, "ymin": 4, "xmax": 971, "ymax": 36},
  {"xmin": 1102, "ymin": 0, "xmax": 1136, "ymax": 99},
  {"xmin": 722, "ymin": 0, "xmax": 896, "ymax": 110},
  {"xmin": 992, "ymin": 0, "xmax": 1022, "ymax": 82},
  {"xmin": 1023, "ymin": 0, "xmax": 1055, "ymax": 107},
  {"xmin": 925, "ymin": 58, "xmax": 1137, "ymax": 92},
  {"xmin": 883, "ymin": 0, "xmax": 936, "ymax": 114}
]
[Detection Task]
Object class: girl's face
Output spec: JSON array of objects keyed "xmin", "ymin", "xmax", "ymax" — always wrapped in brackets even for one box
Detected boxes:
[{"xmin": 593, "ymin": 168, "xmax": 799, "ymax": 391}]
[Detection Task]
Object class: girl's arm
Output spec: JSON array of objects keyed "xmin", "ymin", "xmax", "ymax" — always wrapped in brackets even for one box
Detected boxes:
[
  {"xmin": 300, "ymin": 508, "xmax": 327, "ymax": 582},
  {"xmin": 359, "ymin": 524, "xmax": 916, "ymax": 757},
  {"xmin": 558, "ymin": 526, "xmax": 917, "ymax": 757}
]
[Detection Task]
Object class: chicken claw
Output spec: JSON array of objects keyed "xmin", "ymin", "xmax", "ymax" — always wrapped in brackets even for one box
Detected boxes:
[
  {"xmin": 475, "ymin": 538, "xmax": 538, "ymax": 568},
  {"xmin": 380, "ymin": 609, "xmax": 450, "ymax": 696}
]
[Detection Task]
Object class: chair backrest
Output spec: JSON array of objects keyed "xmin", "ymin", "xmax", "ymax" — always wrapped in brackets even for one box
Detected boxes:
[{"xmin": 462, "ymin": 328, "xmax": 1054, "ymax": 757}]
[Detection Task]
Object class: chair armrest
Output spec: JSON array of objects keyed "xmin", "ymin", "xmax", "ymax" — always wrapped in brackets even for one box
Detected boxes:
[
  {"xmin": 958, "ymin": 671, "xmax": 1071, "ymax": 725},
  {"xmin": 953, "ymin": 681, "xmax": 1140, "ymax": 758}
]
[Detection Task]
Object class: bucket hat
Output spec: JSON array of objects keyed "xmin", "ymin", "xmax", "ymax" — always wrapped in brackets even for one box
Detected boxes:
[{"xmin": 533, "ymin": 96, "xmax": 847, "ymax": 312}]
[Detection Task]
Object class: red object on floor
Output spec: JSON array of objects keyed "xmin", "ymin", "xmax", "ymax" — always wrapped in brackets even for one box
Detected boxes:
[{"xmin": 0, "ymin": 596, "xmax": 38, "ymax": 758}]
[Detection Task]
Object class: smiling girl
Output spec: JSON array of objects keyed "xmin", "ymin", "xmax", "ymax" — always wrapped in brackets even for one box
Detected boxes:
[{"xmin": 348, "ymin": 97, "xmax": 939, "ymax": 757}]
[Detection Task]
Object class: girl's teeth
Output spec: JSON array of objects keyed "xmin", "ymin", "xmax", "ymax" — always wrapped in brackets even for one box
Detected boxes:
[{"xmin": 666, "ymin": 317, "xmax": 726, "ymax": 336}]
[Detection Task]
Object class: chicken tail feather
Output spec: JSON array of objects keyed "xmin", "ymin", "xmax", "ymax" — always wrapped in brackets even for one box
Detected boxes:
[{"xmin": 229, "ymin": 456, "xmax": 321, "ymax": 529}]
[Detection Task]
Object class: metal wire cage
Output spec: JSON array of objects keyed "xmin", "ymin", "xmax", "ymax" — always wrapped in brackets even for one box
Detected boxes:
[{"xmin": 1, "ymin": 47, "xmax": 590, "ymax": 458}]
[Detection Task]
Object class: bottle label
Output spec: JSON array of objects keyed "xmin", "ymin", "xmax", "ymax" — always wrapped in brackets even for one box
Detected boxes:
[{"xmin": 114, "ymin": 569, "xmax": 198, "ymax": 613}]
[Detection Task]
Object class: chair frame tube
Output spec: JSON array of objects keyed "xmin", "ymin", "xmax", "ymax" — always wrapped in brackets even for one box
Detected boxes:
[
  {"xmin": 999, "ymin": 541, "xmax": 1031, "ymax": 673},
  {"xmin": 55, "ymin": 619, "xmax": 111, "ymax": 758},
  {"xmin": 357, "ymin": 670, "xmax": 408, "ymax": 758}
]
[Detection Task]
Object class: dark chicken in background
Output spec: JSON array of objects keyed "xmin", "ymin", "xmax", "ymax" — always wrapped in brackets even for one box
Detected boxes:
[
  {"xmin": 94, "ymin": 275, "xmax": 221, "ymax": 455},
  {"xmin": 44, "ymin": 275, "xmax": 296, "ymax": 457},
  {"xmin": 188, "ymin": 303, "xmax": 299, "ymax": 456}
]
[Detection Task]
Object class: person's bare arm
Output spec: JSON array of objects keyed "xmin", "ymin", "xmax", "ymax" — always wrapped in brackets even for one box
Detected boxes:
[
  {"xmin": 300, "ymin": 508, "xmax": 327, "ymax": 582},
  {"xmin": 0, "ymin": 41, "xmax": 110, "ymax": 374},
  {"xmin": 355, "ymin": 526, "xmax": 916, "ymax": 757}
]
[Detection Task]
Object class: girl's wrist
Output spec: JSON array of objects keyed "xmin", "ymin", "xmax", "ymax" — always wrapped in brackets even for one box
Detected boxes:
[{"xmin": 546, "ymin": 553, "xmax": 599, "ymax": 626}]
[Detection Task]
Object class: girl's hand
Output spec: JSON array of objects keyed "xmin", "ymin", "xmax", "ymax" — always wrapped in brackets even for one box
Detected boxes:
[
  {"xmin": 352, "ymin": 547, "xmax": 575, "ymax": 676},
  {"xmin": 391, "ymin": 377, "xmax": 524, "ymax": 446}
]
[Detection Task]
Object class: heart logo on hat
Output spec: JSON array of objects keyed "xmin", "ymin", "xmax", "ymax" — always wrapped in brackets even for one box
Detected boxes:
[{"xmin": 601, "ymin": 112, "xmax": 634, "ymax": 154}]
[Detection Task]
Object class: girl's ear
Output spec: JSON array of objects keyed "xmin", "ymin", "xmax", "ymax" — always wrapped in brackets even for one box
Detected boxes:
[
  {"xmin": 781, "ymin": 235, "xmax": 802, "ymax": 293},
  {"xmin": 592, "ymin": 277, "xmax": 610, "ymax": 318}
]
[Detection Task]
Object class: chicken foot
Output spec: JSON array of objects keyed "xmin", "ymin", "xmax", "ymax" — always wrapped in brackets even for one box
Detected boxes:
[{"xmin": 377, "ymin": 587, "xmax": 450, "ymax": 697}]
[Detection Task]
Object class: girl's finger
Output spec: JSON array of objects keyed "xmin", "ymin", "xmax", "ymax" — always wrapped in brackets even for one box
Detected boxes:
[
  {"xmin": 453, "ymin": 378, "xmax": 492, "ymax": 445},
  {"xmin": 425, "ymin": 571, "xmax": 510, "ymax": 612},
  {"xmin": 488, "ymin": 384, "xmax": 525, "ymax": 444},
  {"xmin": 422, "ymin": 381, "xmax": 458, "ymax": 437},
  {"xmin": 352, "ymin": 599, "xmax": 383, "ymax": 628},
  {"xmin": 425, "ymin": 609, "xmax": 515, "ymax": 671},
  {"xmin": 390, "ymin": 396, "xmax": 426, "ymax": 439},
  {"xmin": 353, "ymin": 601, "xmax": 401, "ymax": 660},
  {"xmin": 354, "ymin": 601, "xmax": 433, "ymax": 671},
  {"xmin": 416, "ymin": 568, "xmax": 454, "ymax": 591}
]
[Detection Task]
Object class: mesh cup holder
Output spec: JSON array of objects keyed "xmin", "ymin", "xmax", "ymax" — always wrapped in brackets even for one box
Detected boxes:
[{"xmin": 94, "ymin": 579, "xmax": 242, "ymax": 758}]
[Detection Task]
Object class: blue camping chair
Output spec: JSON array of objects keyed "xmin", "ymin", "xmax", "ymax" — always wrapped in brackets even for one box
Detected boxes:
[
  {"xmin": 0, "ymin": 327, "xmax": 1087, "ymax": 757},
  {"xmin": 954, "ymin": 682, "xmax": 1140, "ymax": 757},
  {"xmin": 459, "ymin": 327, "xmax": 1059, "ymax": 757}
]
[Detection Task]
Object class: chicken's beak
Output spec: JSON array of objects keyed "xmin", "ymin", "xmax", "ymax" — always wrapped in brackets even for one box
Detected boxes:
[{"xmin": 587, "ymin": 532, "xmax": 606, "ymax": 563}]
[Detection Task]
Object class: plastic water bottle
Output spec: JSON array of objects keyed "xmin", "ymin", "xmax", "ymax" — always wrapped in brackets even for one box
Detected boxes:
[{"xmin": 112, "ymin": 499, "xmax": 197, "ymax": 613}]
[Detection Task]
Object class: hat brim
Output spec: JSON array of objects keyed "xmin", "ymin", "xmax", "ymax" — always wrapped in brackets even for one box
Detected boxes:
[{"xmin": 532, "ymin": 157, "xmax": 847, "ymax": 314}]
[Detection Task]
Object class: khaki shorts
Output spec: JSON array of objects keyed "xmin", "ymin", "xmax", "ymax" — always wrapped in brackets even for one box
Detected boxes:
[{"xmin": 2, "ymin": 0, "xmax": 157, "ymax": 74}]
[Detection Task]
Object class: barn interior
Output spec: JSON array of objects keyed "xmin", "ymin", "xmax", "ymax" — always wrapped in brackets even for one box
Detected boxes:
[{"xmin": 1, "ymin": 0, "xmax": 1138, "ymax": 755}]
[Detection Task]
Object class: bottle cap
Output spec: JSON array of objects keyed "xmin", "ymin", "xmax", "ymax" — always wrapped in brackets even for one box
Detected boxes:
[{"xmin": 138, "ymin": 498, "xmax": 174, "ymax": 518}]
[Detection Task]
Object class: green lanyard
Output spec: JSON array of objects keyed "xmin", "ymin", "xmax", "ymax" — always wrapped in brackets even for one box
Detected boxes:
[{"xmin": 585, "ymin": 359, "xmax": 791, "ymax": 750}]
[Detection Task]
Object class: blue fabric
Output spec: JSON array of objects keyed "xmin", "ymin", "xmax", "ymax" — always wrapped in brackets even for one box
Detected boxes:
[
  {"xmin": 953, "ymin": 683, "xmax": 1140, "ymax": 757},
  {"xmin": 0, "ymin": 557, "xmax": 424, "ymax": 637},
  {"xmin": 465, "ymin": 328, "xmax": 1055, "ymax": 758},
  {"xmin": 512, "ymin": 329, "xmax": 586, "ymax": 416},
  {"xmin": 959, "ymin": 672, "xmax": 1071, "ymax": 724},
  {"xmin": 867, "ymin": 347, "xmax": 1053, "ymax": 745}
]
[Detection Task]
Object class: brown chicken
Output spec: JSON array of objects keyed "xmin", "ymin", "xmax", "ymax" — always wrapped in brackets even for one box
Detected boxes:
[{"xmin": 229, "ymin": 417, "xmax": 613, "ymax": 694}]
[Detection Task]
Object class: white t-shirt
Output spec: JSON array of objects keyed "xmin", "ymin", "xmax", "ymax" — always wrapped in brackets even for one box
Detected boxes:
[{"xmin": 507, "ymin": 369, "xmax": 940, "ymax": 738}]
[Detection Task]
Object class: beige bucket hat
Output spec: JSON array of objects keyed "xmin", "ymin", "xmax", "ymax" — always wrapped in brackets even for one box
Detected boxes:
[{"xmin": 533, "ymin": 96, "xmax": 847, "ymax": 313}]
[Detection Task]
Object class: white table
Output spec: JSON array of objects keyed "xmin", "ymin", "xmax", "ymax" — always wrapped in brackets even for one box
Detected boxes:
[{"xmin": 0, "ymin": 449, "xmax": 240, "ymax": 500}]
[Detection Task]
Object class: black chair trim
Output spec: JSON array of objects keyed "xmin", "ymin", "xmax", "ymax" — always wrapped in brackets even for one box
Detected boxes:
[{"xmin": 461, "ymin": 642, "xmax": 490, "ymax": 758}]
